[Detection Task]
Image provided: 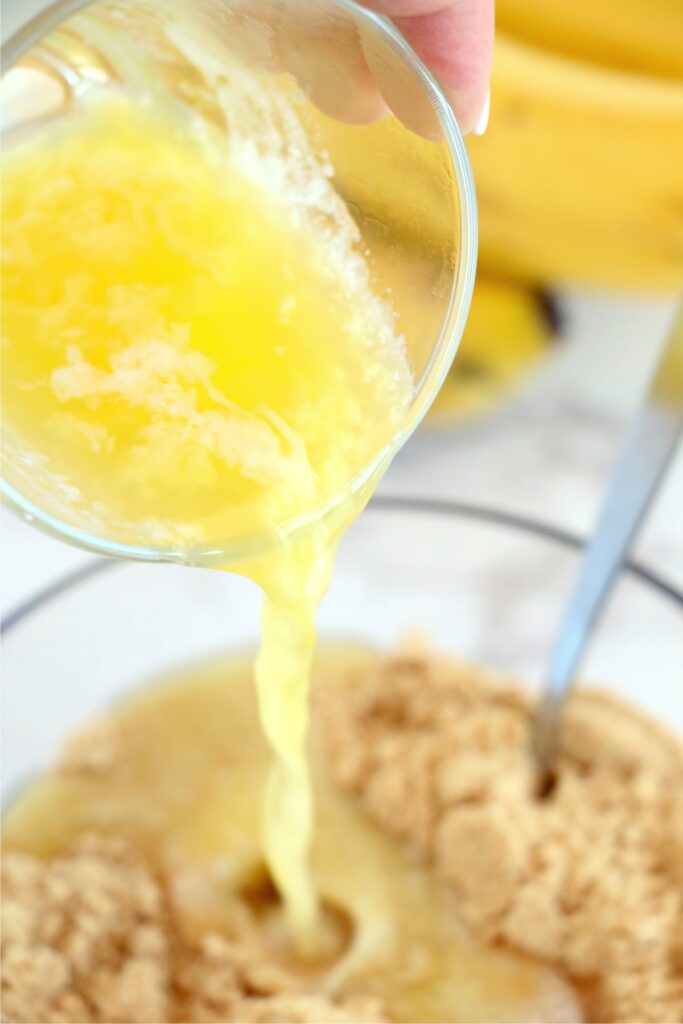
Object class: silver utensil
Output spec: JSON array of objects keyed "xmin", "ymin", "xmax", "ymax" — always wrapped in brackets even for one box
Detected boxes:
[{"xmin": 534, "ymin": 302, "xmax": 683, "ymax": 791}]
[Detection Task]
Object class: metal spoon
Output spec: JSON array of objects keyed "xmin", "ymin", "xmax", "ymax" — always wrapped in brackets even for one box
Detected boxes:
[{"xmin": 534, "ymin": 301, "xmax": 683, "ymax": 791}]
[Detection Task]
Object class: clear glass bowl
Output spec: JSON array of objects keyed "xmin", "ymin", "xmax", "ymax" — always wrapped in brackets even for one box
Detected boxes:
[
  {"xmin": 3, "ymin": 497, "xmax": 682, "ymax": 798},
  {"xmin": 1, "ymin": 0, "xmax": 476, "ymax": 565}
]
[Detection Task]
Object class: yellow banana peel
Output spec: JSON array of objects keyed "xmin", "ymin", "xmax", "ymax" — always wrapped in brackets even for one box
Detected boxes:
[
  {"xmin": 496, "ymin": 0, "xmax": 683, "ymax": 79},
  {"xmin": 470, "ymin": 34, "xmax": 683, "ymax": 291},
  {"xmin": 427, "ymin": 274, "xmax": 559, "ymax": 426}
]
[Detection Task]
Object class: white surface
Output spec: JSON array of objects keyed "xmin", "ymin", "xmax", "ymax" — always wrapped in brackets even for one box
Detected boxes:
[{"xmin": 3, "ymin": 290, "xmax": 681, "ymax": 614}]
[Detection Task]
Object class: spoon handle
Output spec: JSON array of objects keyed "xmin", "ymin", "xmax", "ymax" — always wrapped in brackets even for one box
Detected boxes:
[{"xmin": 535, "ymin": 303, "xmax": 683, "ymax": 781}]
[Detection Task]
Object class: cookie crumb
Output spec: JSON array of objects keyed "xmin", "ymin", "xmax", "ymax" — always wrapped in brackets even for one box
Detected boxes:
[
  {"xmin": 317, "ymin": 651, "xmax": 683, "ymax": 1024},
  {"xmin": 1, "ymin": 836, "xmax": 386, "ymax": 1024}
]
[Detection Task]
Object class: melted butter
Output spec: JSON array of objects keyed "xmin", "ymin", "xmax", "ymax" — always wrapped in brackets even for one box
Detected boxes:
[
  {"xmin": 1, "ymin": 91, "xmax": 411, "ymax": 549},
  {"xmin": 2, "ymin": 650, "xmax": 581, "ymax": 1023}
]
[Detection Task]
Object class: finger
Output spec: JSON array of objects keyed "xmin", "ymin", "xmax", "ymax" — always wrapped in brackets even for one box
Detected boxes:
[
  {"xmin": 275, "ymin": 2, "xmax": 386, "ymax": 124},
  {"xmin": 362, "ymin": 0, "xmax": 494, "ymax": 133},
  {"xmin": 197, "ymin": 0, "xmax": 385, "ymax": 125}
]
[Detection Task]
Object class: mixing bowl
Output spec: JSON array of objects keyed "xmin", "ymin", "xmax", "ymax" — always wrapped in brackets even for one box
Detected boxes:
[{"xmin": 3, "ymin": 496, "xmax": 682, "ymax": 797}]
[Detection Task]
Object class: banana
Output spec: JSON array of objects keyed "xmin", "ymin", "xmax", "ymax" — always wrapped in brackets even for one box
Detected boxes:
[
  {"xmin": 427, "ymin": 274, "xmax": 559, "ymax": 426},
  {"xmin": 469, "ymin": 33, "xmax": 683, "ymax": 291},
  {"xmin": 496, "ymin": 0, "xmax": 683, "ymax": 80},
  {"xmin": 309, "ymin": 30, "xmax": 683, "ymax": 292}
]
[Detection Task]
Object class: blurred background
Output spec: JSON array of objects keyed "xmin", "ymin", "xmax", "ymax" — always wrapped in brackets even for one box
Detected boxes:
[{"xmin": 2, "ymin": 0, "xmax": 682, "ymax": 612}]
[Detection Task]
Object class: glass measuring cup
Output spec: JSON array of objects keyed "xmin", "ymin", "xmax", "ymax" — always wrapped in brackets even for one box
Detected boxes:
[{"xmin": 1, "ymin": 0, "xmax": 477, "ymax": 568}]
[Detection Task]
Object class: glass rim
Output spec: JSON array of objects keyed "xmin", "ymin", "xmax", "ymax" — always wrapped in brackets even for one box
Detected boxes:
[
  {"xmin": 3, "ymin": 495, "xmax": 681, "ymax": 638},
  {"xmin": 1, "ymin": 0, "xmax": 478, "ymax": 568}
]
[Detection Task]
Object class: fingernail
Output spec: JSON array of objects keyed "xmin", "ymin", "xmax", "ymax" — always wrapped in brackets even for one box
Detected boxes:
[{"xmin": 472, "ymin": 91, "xmax": 490, "ymax": 136}]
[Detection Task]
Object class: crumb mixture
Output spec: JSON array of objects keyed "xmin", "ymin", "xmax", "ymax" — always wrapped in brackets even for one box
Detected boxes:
[
  {"xmin": 1, "ymin": 836, "xmax": 384, "ymax": 1024},
  {"xmin": 3, "ymin": 649, "xmax": 683, "ymax": 1024},
  {"xmin": 317, "ymin": 648, "xmax": 683, "ymax": 1024}
]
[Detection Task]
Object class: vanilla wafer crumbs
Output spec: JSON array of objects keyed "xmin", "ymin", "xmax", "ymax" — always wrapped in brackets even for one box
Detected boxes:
[
  {"xmin": 1, "ymin": 835, "xmax": 385, "ymax": 1024},
  {"xmin": 316, "ymin": 648, "xmax": 683, "ymax": 1024},
  {"xmin": 4, "ymin": 650, "xmax": 683, "ymax": 1024}
]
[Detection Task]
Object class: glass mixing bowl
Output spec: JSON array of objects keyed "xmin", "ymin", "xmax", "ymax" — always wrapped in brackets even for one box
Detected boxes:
[
  {"xmin": 1, "ymin": 0, "xmax": 476, "ymax": 566},
  {"xmin": 3, "ymin": 496, "xmax": 682, "ymax": 798}
]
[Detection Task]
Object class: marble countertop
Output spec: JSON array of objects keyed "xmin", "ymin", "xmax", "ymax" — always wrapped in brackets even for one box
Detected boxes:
[{"xmin": 389, "ymin": 290, "xmax": 683, "ymax": 589}]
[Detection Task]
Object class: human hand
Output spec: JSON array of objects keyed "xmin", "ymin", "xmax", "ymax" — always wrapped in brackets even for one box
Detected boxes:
[
  {"xmin": 210, "ymin": 0, "xmax": 493, "ymax": 136},
  {"xmin": 200, "ymin": 0, "xmax": 493, "ymax": 136},
  {"xmin": 361, "ymin": 0, "xmax": 493, "ymax": 134}
]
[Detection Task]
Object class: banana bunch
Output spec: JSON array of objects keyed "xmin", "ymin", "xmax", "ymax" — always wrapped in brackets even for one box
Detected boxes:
[
  {"xmin": 471, "ymin": 30, "xmax": 683, "ymax": 291},
  {"xmin": 438, "ymin": 0, "xmax": 683, "ymax": 421},
  {"xmin": 314, "ymin": 1, "xmax": 683, "ymax": 422},
  {"xmin": 427, "ymin": 274, "xmax": 559, "ymax": 425}
]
